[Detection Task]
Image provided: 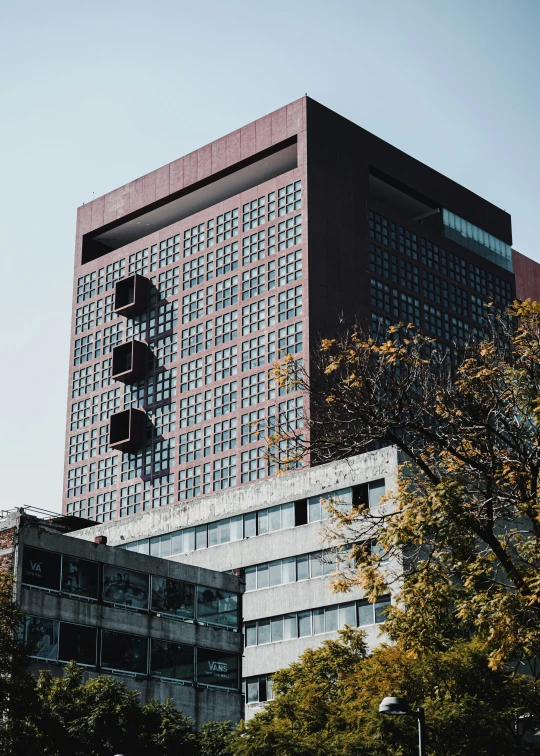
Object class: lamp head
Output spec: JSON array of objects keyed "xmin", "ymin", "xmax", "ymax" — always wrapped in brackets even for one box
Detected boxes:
[{"xmin": 379, "ymin": 696, "xmax": 414, "ymax": 716}]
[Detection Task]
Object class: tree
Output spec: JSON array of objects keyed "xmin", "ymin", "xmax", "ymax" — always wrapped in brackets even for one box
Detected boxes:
[
  {"xmin": 270, "ymin": 301, "xmax": 540, "ymax": 665},
  {"xmin": 233, "ymin": 628, "xmax": 540, "ymax": 756},
  {"xmin": 0, "ymin": 573, "xmax": 40, "ymax": 755}
]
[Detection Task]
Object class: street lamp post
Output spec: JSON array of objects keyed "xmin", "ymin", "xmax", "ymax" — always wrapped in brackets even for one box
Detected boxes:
[{"xmin": 379, "ymin": 696, "xmax": 426, "ymax": 756}]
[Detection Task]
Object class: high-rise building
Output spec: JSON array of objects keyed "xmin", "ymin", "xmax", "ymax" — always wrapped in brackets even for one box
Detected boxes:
[{"xmin": 63, "ymin": 96, "xmax": 518, "ymax": 523}]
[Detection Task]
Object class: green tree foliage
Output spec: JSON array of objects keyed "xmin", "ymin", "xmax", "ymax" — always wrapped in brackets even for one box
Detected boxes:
[
  {"xmin": 233, "ymin": 629, "xmax": 540, "ymax": 756},
  {"xmin": 271, "ymin": 301, "xmax": 540, "ymax": 665},
  {"xmin": 0, "ymin": 573, "xmax": 40, "ymax": 755}
]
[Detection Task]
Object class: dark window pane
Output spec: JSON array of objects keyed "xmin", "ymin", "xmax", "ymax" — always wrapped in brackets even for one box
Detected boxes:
[
  {"xmin": 101, "ymin": 630, "xmax": 148, "ymax": 674},
  {"xmin": 26, "ymin": 616, "xmax": 58, "ymax": 660},
  {"xmin": 150, "ymin": 639, "xmax": 194, "ymax": 682},
  {"xmin": 61, "ymin": 556, "xmax": 99, "ymax": 599},
  {"xmin": 152, "ymin": 576, "xmax": 195, "ymax": 619},
  {"xmin": 375, "ymin": 595, "xmax": 391, "ymax": 624},
  {"xmin": 59, "ymin": 622, "xmax": 96, "ymax": 666},
  {"xmin": 197, "ymin": 648, "xmax": 239, "ymax": 689},
  {"xmin": 102, "ymin": 565, "xmax": 149, "ymax": 610},
  {"xmin": 22, "ymin": 548, "xmax": 61, "ymax": 591},
  {"xmin": 196, "ymin": 586, "xmax": 239, "ymax": 629}
]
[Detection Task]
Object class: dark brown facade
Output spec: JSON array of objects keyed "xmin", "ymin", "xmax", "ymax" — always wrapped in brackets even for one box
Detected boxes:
[{"xmin": 62, "ymin": 97, "xmax": 520, "ymax": 522}]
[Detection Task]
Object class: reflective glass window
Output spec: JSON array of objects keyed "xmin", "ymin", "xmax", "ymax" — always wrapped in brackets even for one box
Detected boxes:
[
  {"xmin": 282, "ymin": 557, "xmax": 296, "ymax": 584},
  {"xmin": 197, "ymin": 648, "xmax": 239, "ymax": 689},
  {"xmin": 283, "ymin": 613, "xmax": 297, "ymax": 639},
  {"xmin": 61, "ymin": 556, "xmax": 99, "ymax": 600},
  {"xmin": 271, "ymin": 616, "xmax": 284, "ymax": 642},
  {"xmin": 26, "ymin": 616, "xmax": 59, "ymax": 660},
  {"xmin": 101, "ymin": 630, "xmax": 148, "ymax": 675},
  {"xmin": 152, "ymin": 576, "xmax": 195, "ymax": 619},
  {"xmin": 196, "ymin": 586, "xmax": 238, "ymax": 629},
  {"xmin": 59, "ymin": 622, "xmax": 97, "ymax": 666},
  {"xmin": 150, "ymin": 640, "xmax": 194, "ymax": 682},
  {"xmin": 102, "ymin": 565, "xmax": 149, "ymax": 610},
  {"xmin": 298, "ymin": 610, "xmax": 311, "ymax": 637}
]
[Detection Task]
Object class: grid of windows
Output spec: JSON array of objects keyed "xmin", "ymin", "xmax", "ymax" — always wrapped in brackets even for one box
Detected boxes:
[
  {"xmin": 242, "ymin": 300, "xmax": 265, "ymax": 334},
  {"xmin": 183, "ymin": 256, "xmax": 205, "ymax": 290},
  {"xmin": 278, "ymin": 250, "xmax": 302, "ymax": 286},
  {"xmin": 242, "ymin": 230, "xmax": 265, "ymax": 264},
  {"xmin": 129, "ymin": 247, "xmax": 155, "ymax": 276},
  {"xmin": 153, "ymin": 334, "xmax": 178, "ymax": 365},
  {"xmin": 215, "ymin": 276, "xmax": 238, "ymax": 310},
  {"xmin": 70, "ymin": 399, "xmax": 92, "ymax": 430},
  {"xmin": 102, "ymin": 323, "xmax": 123, "ymax": 354},
  {"xmin": 147, "ymin": 300, "xmax": 178, "ymax": 339},
  {"xmin": 71, "ymin": 367, "xmax": 93, "ymax": 398},
  {"xmin": 180, "ymin": 394, "xmax": 202, "ymax": 427},
  {"xmin": 68, "ymin": 432, "xmax": 89, "ymax": 464},
  {"xmin": 97, "ymin": 456, "xmax": 118, "ymax": 489},
  {"xmin": 277, "ymin": 215, "xmax": 302, "ymax": 250},
  {"xmin": 392, "ymin": 257, "xmax": 419, "ymax": 293},
  {"xmin": 120, "ymin": 483, "xmax": 141, "ymax": 517},
  {"xmin": 241, "ymin": 409, "xmax": 265, "ymax": 445},
  {"xmin": 242, "ymin": 265, "xmax": 265, "ymax": 300},
  {"xmin": 216, "ymin": 209, "xmax": 238, "ymax": 243},
  {"xmin": 157, "ymin": 267, "xmax": 179, "ymax": 298},
  {"xmin": 182, "ymin": 289, "xmax": 204, "ymax": 323},
  {"xmin": 66, "ymin": 465, "xmax": 89, "ymax": 498},
  {"xmin": 243, "ymin": 197, "xmax": 265, "ymax": 232},
  {"xmin": 213, "ymin": 455, "xmax": 236, "ymax": 490},
  {"xmin": 278, "ymin": 180, "xmax": 302, "ymax": 216},
  {"xmin": 242, "ymin": 336, "xmax": 265, "ymax": 371},
  {"xmin": 178, "ymin": 465, "xmax": 203, "ymax": 500},
  {"xmin": 241, "ymin": 447, "xmax": 265, "ymax": 483},
  {"xmin": 215, "ymin": 310, "xmax": 237, "ymax": 344},
  {"xmin": 213, "ymin": 381, "xmax": 237, "ymax": 416},
  {"xmin": 244, "ymin": 596, "xmax": 391, "ymax": 647},
  {"xmin": 143, "ymin": 474, "xmax": 175, "ymax": 509},
  {"xmin": 179, "ymin": 429, "xmax": 202, "ymax": 464},
  {"xmin": 213, "ymin": 418, "xmax": 237, "ymax": 453},
  {"xmin": 241, "ymin": 372, "xmax": 265, "ymax": 408},
  {"xmin": 184, "ymin": 225, "xmax": 204, "ymax": 257},
  {"xmin": 99, "ymin": 388, "xmax": 121, "ymax": 421},
  {"xmin": 245, "ymin": 548, "xmax": 342, "ymax": 591},
  {"xmin": 73, "ymin": 335, "xmax": 94, "ymax": 365},
  {"xmin": 181, "ymin": 324, "xmax": 203, "ymax": 357},
  {"xmin": 215, "ymin": 242, "xmax": 238, "ymax": 277},
  {"xmin": 278, "ymin": 285, "xmax": 302, "ymax": 322},
  {"xmin": 180, "ymin": 358, "xmax": 203, "ymax": 392},
  {"xmin": 93, "ymin": 490, "xmax": 117, "ymax": 522},
  {"xmin": 150, "ymin": 402, "xmax": 176, "ymax": 435},
  {"xmin": 147, "ymin": 368, "xmax": 177, "ymax": 405},
  {"xmin": 77, "ymin": 272, "xmax": 97, "ymax": 302},
  {"xmin": 146, "ymin": 439, "xmax": 175, "ymax": 475},
  {"xmin": 105, "ymin": 260, "xmax": 125, "ymax": 291},
  {"xmin": 90, "ymin": 425, "xmax": 109, "ymax": 458},
  {"xmin": 215, "ymin": 346, "xmax": 237, "ymax": 381},
  {"xmin": 278, "ymin": 322, "xmax": 303, "ymax": 356},
  {"xmin": 75, "ymin": 303, "xmax": 95, "ymax": 333},
  {"xmin": 278, "ymin": 396, "xmax": 303, "ymax": 430},
  {"xmin": 159, "ymin": 235, "xmax": 180, "ymax": 266}
]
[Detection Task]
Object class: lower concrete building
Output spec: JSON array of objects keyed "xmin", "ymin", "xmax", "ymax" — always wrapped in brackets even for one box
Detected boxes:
[
  {"xmin": 67, "ymin": 447, "xmax": 398, "ymax": 720},
  {"xmin": 0, "ymin": 511, "xmax": 243, "ymax": 727}
]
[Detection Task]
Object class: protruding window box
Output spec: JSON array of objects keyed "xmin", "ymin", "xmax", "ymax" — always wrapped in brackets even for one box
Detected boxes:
[
  {"xmin": 109, "ymin": 408, "xmax": 146, "ymax": 453},
  {"xmin": 114, "ymin": 274, "xmax": 149, "ymax": 317},
  {"xmin": 112, "ymin": 340, "xmax": 147, "ymax": 384}
]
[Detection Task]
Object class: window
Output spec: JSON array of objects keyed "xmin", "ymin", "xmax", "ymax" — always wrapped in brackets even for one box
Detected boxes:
[
  {"xmin": 214, "ymin": 346, "xmax": 237, "ymax": 381},
  {"xmin": 147, "ymin": 368, "xmax": 176, "ymax": 405},
  {"xmin": 278, "ymin": 322, "xmax": 303, "ymax": 356},
  {"xmin": 244, "ymin": 595, "xmax": 391, "ymax": 646},
  {"xmin": 77, "ymin": 271, "xmax": 97, "ymax": 302},
  {"xmin": 181, "ymin": 324, "xmax": 203, "ymax": 357},
  {"xmin": 159, "ymin": 234, "xmax": 181, "ymax": 266},
  {"xmin": 157, "ymin": 267, "xmax": 179, "ymax": 298},
  {"xmin": 75, "ymin": 303, "xmax": 95, "ymax": 333},
  {"xmin": 99, "ymin": 387, "xmax": 121, "ymax": 421},
  {"xmin": 153, "ymin": 334, "xmax": 177, "ymax": 365},
  {"xmin": 215, "ymin": 242, "xmax": 238, "ymax": 277},
  {"xmin": 182, "ymin": 289, "xmax": 204, "ymax": 322},
  {"xmin": 101, "ymin": 630, "xmax": 148, "ymax": 675},
  {"xmin": 246, "ymin": 675, "xmax": 274, "ymax": 704},
  {"xmin": 213, "ymin": 381, "xmax": 237, "ymax": 416},
  {"xmin": 243, "ymin": 197, "xmax": 265, "ymax": 231},
  {"xmin": 242, "ymin": 336, "xmax": 265, "ymax": 371},
  {"xmin": 216, "ymin": 209, "xmax": 238, "ymax": 243},
  {"xmin": 129, "ymin": 247, "xmax": 153, "ymax": 275},
  {"xmin": 215, "ymin": 276, "xmax": 238, "ymax": 310},
  {"xmin": 71, "ymin": 367, "xmax": 93, "ymax": 398},
  {"xmin": 278, "ymin": 285, "xmax": 302, "ymax": 321},
  {"xmin": 102, "ymin": 322, "xmax": 123, "ymax": 354},
  {"xmin": 213, "ymin": 418, "xmax": 237, "ymax": 453},
  {"xmin": 68, "ymin": 432, "xmax": 89, "ymax": 464},
  {"xmin": 151, "ymin": 639, "xmax": 194, "ymax": 683},
  {"xmin": 215, "ymin": 310, "xmax": 237, "ymax": 344},
  {"xmin": 183, "ymin": 255, "xmax": 205, "ymax": 290},
  {"xmin": 242, "ymin": 265, "xmax": 265, "ymax": 300},
  {"xmin": 241, "ymin": 409, "xmax": 265, "ymax": 445},
  {"xmin": 73, "ymin": 335, "xmax": 94, "ymax": 365},
  {"xmin": 70, "ymin": 399, "xmax": 92, "ymax": 430},
  {"xmin": 93, "ymin": 490, "xmax": 117, "ymax": 522},
  {"xmin": 197, "ymin": 586, "xmax": 239, "ymax": 629},
  {"xmin": 149, "ymin": 402, "xmax": 176, "ymax": 435},
  {"xmin": 241, "ymin": 372, "xmax": 265, "ymax": 408},
  {"xmin": 179, "ymin": 393, "xmax": 202, "ymax": 427},
  {"xmin": 197, "ymin": 648, "xmax": 239, "ymax": 690},
  {"xmin": 278, "ymin": 396, "xmax": 303, "ymax": 430},
  {"xmin": 241, "ymin": 447, "xmax": 265, "ymax": 482},
  {"xmin": 183, "ymin": 225, "xmax": 205, "ymax": 257},
  {"xmin": 178, "ymin": 429, "xmax": 202, "ymax": 464},
  {"xmin": 181, "ymin": 358, "xmax": 203, "ymax": 392},
  {"xmin": 242, "ymin": 300, "xmax": 265, "ymax": 334},
  {"xmin": 96, "ymin": 456, "xmax": 118, "ymax": 489},
  {"xmin": 105, "ymin": 260, "xmax": 125, "ymax": 290},
  {"xmin": 120, "ymin": 483, "xmax": 142, "ymax": 517},
  {"xmin": 213, "ymin": 455, "xmax": 236, "ymax": 490},
  {"xmin": 278, "ymin": 180, "xmax": 301, "ymax": 216},
  {"xmin": 178, "ymin": 465, "xmax": 202, "ymax": 500},
  {"xmin": 277, "ymin": 215, "xmax": 301, "ymax": 250},
  {"xmin": 242, "ymin": 230, "xmax": 265, "ymax": 264}
]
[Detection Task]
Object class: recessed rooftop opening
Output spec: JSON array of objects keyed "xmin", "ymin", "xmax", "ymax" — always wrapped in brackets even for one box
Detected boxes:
[
  {"xmin": 82, "ymin": 137, "xmax": 298, "ymax": 263},
  {"xmin": 368, "ymin": 169, "xmax": 442, "ymax": 231},
  {"xmin": 114, "ymin": 274, "xmax": 149, "ymax": 317}
]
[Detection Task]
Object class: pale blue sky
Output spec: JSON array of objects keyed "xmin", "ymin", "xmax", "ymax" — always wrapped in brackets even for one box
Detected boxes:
[{"xmin": 0, "ymin": 0, "xmax": 538, "ymax": 513}]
